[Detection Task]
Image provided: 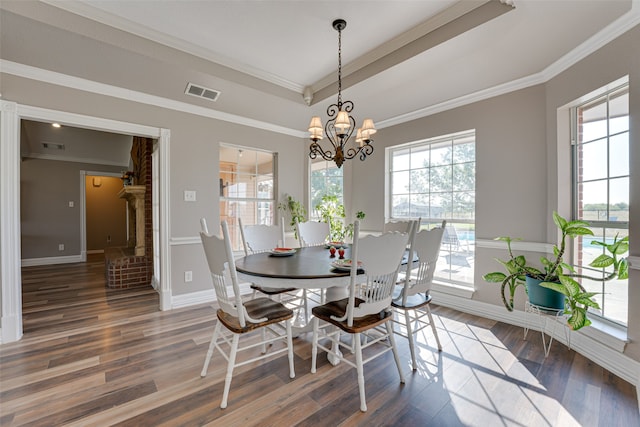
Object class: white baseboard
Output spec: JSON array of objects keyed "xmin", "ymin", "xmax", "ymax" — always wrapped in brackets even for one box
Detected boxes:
[
  {"xmin": 432, "ymin": 290, "xmax": 640, "ymax": 390},
  {"xmin": 170, "ymin": 282, "xmax": 253, "ymax": 309},
  {"xmin": 21, "ymin": 255, "xmax": 84, "ymax": 267}
]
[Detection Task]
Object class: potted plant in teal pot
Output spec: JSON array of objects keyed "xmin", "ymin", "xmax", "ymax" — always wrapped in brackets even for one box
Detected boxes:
[{"xmin": 483, "ymin": 211, "xmax": 629, "ymax": 331}]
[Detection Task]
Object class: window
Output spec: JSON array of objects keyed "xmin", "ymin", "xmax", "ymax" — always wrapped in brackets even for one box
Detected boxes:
[
  {"xmin": 310, "ymin": 160, "xmax": 343, "ymax": 220},
  {"xmin": 220, "ymin": 146, "xmax": 276, "ymax": 250},
  {"xmin": 388, "ymin": 130, "xmax": 475, "ymax": 286},
  {"xmin": 572, "ymin": 80, "xmax": 629, "ymax": 326}
]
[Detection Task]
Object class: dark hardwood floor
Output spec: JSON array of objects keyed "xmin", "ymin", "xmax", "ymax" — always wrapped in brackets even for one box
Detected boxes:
[{"xmin": 1, "ymin": 255, "xmax": 638, "ymax": 426}]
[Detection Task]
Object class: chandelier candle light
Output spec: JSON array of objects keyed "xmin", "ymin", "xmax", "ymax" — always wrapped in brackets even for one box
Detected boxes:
[{"xmin": 308, "ymin": 19, "xmax": 376, "ymax": 168}]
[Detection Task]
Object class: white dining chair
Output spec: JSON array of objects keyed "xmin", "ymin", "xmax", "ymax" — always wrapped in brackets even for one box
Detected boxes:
[
  {"xmin": 310, "ymin": 220, "xmax": 408, "ymax": 412},
  {"xmin": 238, "ymin": 217, "xmax": 308, "ymax": 322},
  {"xmin": 295, "ymin": 219, "xmax": 331, "ymax": 304},
  {"xmin": 199, "ymin": 219, "xmax": 295, "ymax": 409},
  {"xmin": 295, "ymin": 219, "xmax": 331, "ymax": 247},
  {"xmin": 391, "ymin": 220, "xmax": 445, "ymax": 371},
  {"xmin": 384, "ymin": 218, "xmax": 421, "ymax": 279}
]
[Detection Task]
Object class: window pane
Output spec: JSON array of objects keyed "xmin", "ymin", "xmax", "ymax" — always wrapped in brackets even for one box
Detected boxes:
[
  {"xmin": 430, "ymin": 165, "xmax": 452, "ymax": 192},
  {"xmin": 609, "ymin": 133, "xmax": 629, "ymax": 177},
  {"xmin": 392, "ymin": 170, "xmax": 410, "ymax": 194},
  {"xmin": 453, "ymin": 191, "xmax": 475, "ymax": 219},
  {"xmin": 452, "ymin": 163, "xmax": 475, "ymax": 191},
  {"xmin": 609, "ymin": 90, "xmax": 629, "ymax": 133},
  {"xmin": 392, "ymin": 149, "xmax": 411, "ymax": 171},
  {"xmin": 453, "ymin": 141, "xmax": 475, "ymax": 163},
  {"xmin": 410, "ymin": 168, "xmax": 429, "ymax": 193},
  {"xmin": 410, "ymin": 147, "xmax": 430, "ymax": 169},
  {"xmin": 581, "ymin": 100, "xmax": 607, "ymax": 141},
  {"xmin": 310, "ymin": 160, "xmax": 343, "ymax": 221},
  {"xmin": 392, "ymin": 195, "xmax": 409, "ymax": 217},
  {"xmin": 580, "ymin": 180, "xmax": 607, "ymax": 206},
  {"xmin": 430, "ymin": 142, "xmax": 452, "ymax": 166},
  {"xmin": 609, "ymin": 177, "xmax": 629, "ymax": 220},
  {"xmin": 580, "ymin": 138, "xmax": 607, "ymax": 181}
]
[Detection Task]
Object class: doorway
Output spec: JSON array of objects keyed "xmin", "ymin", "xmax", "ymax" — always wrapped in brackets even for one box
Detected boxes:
[{"xmin": 0, "ymin": 102, "xmax": 171, "ymax": 343}]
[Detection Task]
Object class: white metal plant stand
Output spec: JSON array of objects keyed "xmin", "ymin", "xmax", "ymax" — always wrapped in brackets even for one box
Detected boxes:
[{"xmin": 523, "ymin": 301, "xmax": 571, "ymax": 357}]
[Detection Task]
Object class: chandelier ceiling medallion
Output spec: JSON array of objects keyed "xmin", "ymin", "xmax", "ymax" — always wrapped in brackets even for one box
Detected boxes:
[{"xmin": 308, "ymin": 19, "xmax": 376, "ymax": 168}]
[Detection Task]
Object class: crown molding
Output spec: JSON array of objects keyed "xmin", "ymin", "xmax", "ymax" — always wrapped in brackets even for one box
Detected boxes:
[
  {"xmin": 40, "ymin": 0, "xmax": 305, "ymax": 93},
  {"xmin": 378, "ymin": 1, "xmax": 640, "ymax": 129}
]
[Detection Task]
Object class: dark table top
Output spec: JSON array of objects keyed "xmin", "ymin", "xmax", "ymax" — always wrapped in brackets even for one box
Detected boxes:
[{"xmin": 235, "ymin": 245, "xmax": 354, "ymax": 280}]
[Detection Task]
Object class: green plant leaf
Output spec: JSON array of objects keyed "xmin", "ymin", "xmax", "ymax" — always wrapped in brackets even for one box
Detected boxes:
[
  {"xmin": 567, "ymin": 306, "xmax": 589, "ymax": 330},
  {"xmin": 589, "ymin": 254, "xmax": 614, "ymax": 268},
  {"xmin": 483, "ymin": 272, "xmax": 506, "ymax": 282},
  {"xmin": 575, "ymin": 295, "xmax": 601, "ymax": 309},
  {"xmin": 553, "ymin": 211, "xmax": 567, "ymax": 230},
  {"xmin": 610, "ymin": 241, "xmax": 629, "ymax": 255},
  {"xmin": 560, "ymin": 262, "xmax": 575, "ymax": 273},
  {"xmin": 539, "ymin": 281, "xmax": 568, "ymax": 296},
  {"xmin": 565, "ymin": 226, "xmax": 594, "ymax": 237},
  {"xmin": 559, "ymin": 274, "xmax": 581, "ymax": 297},
  {"xmin": 618, "ymin": 259, "xmax": 629, "ymax": 280}
]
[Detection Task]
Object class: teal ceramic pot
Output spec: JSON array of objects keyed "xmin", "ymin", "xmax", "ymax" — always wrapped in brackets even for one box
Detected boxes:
[{"xmin": 525, "ymin": 275, "xmax": 565, "ymax": 310}]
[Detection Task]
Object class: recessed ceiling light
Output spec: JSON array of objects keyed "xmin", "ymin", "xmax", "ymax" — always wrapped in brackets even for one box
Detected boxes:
[{"xmin": 52, "ymin": 123, "xmax": 61, "ymax": 128}]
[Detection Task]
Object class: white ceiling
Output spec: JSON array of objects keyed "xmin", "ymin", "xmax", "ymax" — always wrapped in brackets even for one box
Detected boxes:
[{"xmin": 18, "ymin": 0, "xmax": 639, "ymax": 165}]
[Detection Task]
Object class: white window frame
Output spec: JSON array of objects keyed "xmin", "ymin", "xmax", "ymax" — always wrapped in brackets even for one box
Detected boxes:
[
  {"xmin": 386, "ymin": 130, "xmax": 476, "ymax": 288},
  {"xmin": 219, "ymin": 144, "xmax": 277, "ymax": 250},
  {"xmin": 570, "ymin": 79, "xmax": 629, "ymax": 327}
]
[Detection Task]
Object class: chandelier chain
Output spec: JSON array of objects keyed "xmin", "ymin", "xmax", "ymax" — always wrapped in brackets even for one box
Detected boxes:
[{"xmin": 337, "ymin": 26, "xmax": 342, "ymax": 107}]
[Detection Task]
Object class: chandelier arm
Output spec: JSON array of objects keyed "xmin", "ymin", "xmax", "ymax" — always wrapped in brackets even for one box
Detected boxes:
[
  {"xmin": 344, "ymin": 142, "xmax": 374, "ymax": 161},
  {"xmin": 309, "ymin": 142, "xmax": 336, "ymax": 162}
]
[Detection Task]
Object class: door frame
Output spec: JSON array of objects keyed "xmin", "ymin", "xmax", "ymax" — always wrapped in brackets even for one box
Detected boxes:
[{"xmin": 0, "ymin": 101, "xmax": 172, "ymax": 343}]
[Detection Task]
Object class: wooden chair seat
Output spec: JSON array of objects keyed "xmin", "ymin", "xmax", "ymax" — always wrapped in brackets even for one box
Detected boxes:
[
  {"xmin": 311, "ymin": 298, "xmax": 393, "ymax": 334},
  {"xmin": 391, "ymin": 289, "xmax": 433, "ymax": 310},
  {"xmin": 217, "ymin": 298, "xmax": 294, "ymax": 334}
]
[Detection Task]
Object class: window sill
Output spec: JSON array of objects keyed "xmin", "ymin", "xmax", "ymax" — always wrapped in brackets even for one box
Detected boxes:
[
  {"xmin": 431, "ymin": 280, "xmax": 475, "ymax": 299},
  {"xmin": 577, "ymin": 316, "xmax": 628, "ymax": 353}
]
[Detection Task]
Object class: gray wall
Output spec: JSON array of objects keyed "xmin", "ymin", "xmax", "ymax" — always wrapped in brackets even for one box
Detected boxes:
[{"xmin": 20, "ymin": 158, "xmax": 123, "ymax": 259}]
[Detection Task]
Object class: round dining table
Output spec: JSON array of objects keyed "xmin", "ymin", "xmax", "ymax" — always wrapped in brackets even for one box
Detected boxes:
[
  {"xmin": 235, "ymin": 244, "xmax": 355, "ymax": 365},
  {"xmin": 235, "ymin": 245, "xmax": 354, "ymax": 295}
]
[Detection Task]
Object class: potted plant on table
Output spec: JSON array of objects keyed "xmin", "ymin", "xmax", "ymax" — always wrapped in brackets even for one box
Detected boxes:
[
  {"xmin": 314, "ymin": 194, "xmax": 365, "ymax": 242},
  {"xmin": 483, "ymin": 211, "xmax": 629, "ymax": 330}
]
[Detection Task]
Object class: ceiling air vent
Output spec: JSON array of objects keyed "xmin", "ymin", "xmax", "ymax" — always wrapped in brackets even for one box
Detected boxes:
[
  {"xmin": 185, "ymin": 82, "xmax": 221, "ymax": 102},
  {"xmin": 42, "ymin": 142, "xmax": 65, "ymax": 150}
]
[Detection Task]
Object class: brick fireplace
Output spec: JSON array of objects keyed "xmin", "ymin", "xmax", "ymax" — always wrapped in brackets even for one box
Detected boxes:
[{"xmin": 105, "ymin": 137, "xmax": 154, "ymax": 289}]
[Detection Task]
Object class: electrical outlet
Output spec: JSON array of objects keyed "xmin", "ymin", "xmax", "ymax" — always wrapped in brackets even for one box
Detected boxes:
[
  {"xmin": 107, "ymin": 235, "xmax": 111, "ymax": 243},
  {"xmin": 58, "ymin": 244, "xmax": 65, "ymax": 251},
  {"xmin": 68, "ymin": 201, "xmax": 74, "ymax": 208},
  {"xmin": 184, "ymin": 190, "xmax": 196, "ymax": 202},
  {"xmin": 184, "ymin": 271, "xmax": 193, "ymax": 282}
]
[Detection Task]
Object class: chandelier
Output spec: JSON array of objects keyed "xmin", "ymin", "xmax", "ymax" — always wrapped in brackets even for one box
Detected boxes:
[{"xmin": 308, "ymin": 19, "xmax": 376, "ymax": 168}]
